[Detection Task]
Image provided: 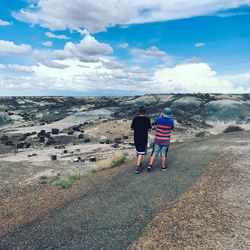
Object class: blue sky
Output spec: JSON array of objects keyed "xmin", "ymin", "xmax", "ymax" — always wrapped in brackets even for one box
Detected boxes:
[{"xmin": 0, "ymin": 0, "xmax": 250, "ymax": 95}]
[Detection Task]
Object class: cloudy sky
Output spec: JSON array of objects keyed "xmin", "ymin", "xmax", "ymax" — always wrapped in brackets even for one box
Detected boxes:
[{"xmin": 0, "ymin": 0, "xmax": 250, "ymax": 96}]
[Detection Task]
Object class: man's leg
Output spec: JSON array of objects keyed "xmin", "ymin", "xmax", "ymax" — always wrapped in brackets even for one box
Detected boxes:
[
  {"xmin": 136, "ymin": 154, "xmax": 143, "ymax": 167},
  {"xmin": 148, "ymin": 154, "xmax": 156, "ymax": 166},
  {"xmin": 161, "ymin": 145, "xmax": 169, "ymax": 171},
  {"xmin": 148, "ymin": 143, "xmax": 158, "ymax": 171},
  {"xmin": 161, "ymin": 157, "xmax": 167, "ymax": 170}
]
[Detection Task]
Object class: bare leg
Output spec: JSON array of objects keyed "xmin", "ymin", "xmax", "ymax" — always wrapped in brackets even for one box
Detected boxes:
[
  {"xmin": 136, "ymin": 154, "xmax": 143, "ymax": 167},
  {"xmin": 161, "ymin": 157, "xmax": 167, "ymax": 168},
  {"xmin": 149, "ymin": 154, "xmax": 156, "ymax": 166}
]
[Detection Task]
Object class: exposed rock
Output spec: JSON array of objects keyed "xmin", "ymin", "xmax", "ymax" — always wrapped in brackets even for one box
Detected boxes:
[
  {"xmin": 25, "ymin": 142, "xmax": 31, "ymax": 148},
  {"xmin": 38, "ymin": 130, "xmax": 46, "ymax": 137},
  {"xmin": 73, "ymin": 156, "xmax": 81, "ymax": 163},
  {"xmin": 51, "ymin": 128, "xmax": 59, "ymax": 135},
  {"xmin": 27, "ymin": 153, "xmax": 37, "ymax": 157},
  {"xmin": 99, "ymin": 140, "xmax": 105, "ymax": 144},
  {"xmin": 63, "ymin": 150, "xmax": 68, "ymax": 154},
  {"xmin": 123, "ymin": 135, "xmax": 129, "ymax": 139},
  {"xmin": 67, "ymin": 131, "xmax": 74, "ymax": 135},
  {"xmin": 17, "ymin": 142, "xmax": 26, "ymax": 149},
  {"xmin": 5, "ymin": 140, "xmax": 14, "ymax": 146},
  {"xmin": 39, "ymin": 136, "xmax": 45, "ymax": 143},
  {"xmin": 0, "ymin": 135, "xmax": 9, "ymax": 141},
  {"xmin": 112, "ymin": 143, "xmax": 120, "ymax": 148},
  {"xmin": 84, "ymin": 138, "xmax": 91, "ymax": 143},
  {"xmin": 105, "ymin": 139, "xmax": 112, "ymax": 144},
  {"xmin": 46, "ymin": 137, "xmax": 56, "ymax": 145},
  {"xmin": 73, "ymin": 126, "xmax": 80, "ymax": 132},
  {"xmin": 114, "ymin": 138, "xmax": 122, "ymax": 144},
  {"xmin": 89, "ymin": 156, "xmax": 96, "ymax": 162},
  {"xmin": 78, "ymin": 134, "xmax": 84, "ymax": 139},
  {"xmin": 51, "ymin": 155, "xmax": 57, "ymax": 161},
  {"xmin": 18, "ymin": 135, "xmax": 27, "ymax": 141},
  {"xmin": 44, "ymin": 132, "xmax": 51, "ymax": 138}
]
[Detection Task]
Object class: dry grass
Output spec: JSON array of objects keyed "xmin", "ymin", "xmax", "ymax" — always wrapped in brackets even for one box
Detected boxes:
[{"xmin": 92, "ymin": 151, "xmax": 128, "ymax": 173}]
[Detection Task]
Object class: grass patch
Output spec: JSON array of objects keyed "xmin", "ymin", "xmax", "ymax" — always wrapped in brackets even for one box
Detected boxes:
[
  {"xmin": 56, "ymin": 172, "xmax": 81, "ymax": 189},
  {"xmin": 91, "ymin": 151, "xmax": 128, "ymax": 173},
  {"xmin": 174, "ymin": 140, "xmax": 183, "ymax": 145},
  {"xmin": 195, "ymin": 131, "xmax": 208, "ymax": 138},
  {"xmin": 39, "ymin": 175, "xmax": 48, "ymax": 184},
  {"xmin": 223, "ymin": 125, "xmax": 244, "ymax": 133}
]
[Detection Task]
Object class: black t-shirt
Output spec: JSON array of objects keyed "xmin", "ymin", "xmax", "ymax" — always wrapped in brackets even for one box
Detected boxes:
[{"xmin": 131, "ymin": 116, "xmax": 151, "ymax": 145}]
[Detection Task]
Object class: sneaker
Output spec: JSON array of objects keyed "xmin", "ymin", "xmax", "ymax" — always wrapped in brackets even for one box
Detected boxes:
[
  {"xmin": 135, "ymin": 167, "xmax": 141, "ymax": 174},
  {"xmin": 147, "ymin": 165, "xmax": 152, "ymax": 172},
  {"xmin": 161, "ymin": 166, "xmax": 168, "ymax": 172}
]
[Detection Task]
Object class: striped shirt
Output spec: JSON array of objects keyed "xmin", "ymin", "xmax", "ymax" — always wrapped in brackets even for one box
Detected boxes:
[{"xmin": 154, "ymin": 116, "xmax": 174, "ymax": 146}]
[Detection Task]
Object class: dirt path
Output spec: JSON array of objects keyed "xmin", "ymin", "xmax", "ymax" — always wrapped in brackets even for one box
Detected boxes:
[{"xmin": 0, "ymin": 131, "xmax": 249, "ymax": 249}]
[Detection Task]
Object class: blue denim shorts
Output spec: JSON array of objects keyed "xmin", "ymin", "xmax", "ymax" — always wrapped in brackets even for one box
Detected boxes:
[{"xmin": 151, "ymin": 143, "xmax": 169, "ymax": 157}]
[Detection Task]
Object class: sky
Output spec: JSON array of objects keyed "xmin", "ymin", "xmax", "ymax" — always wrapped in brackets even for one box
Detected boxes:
[{"xmin": 0, "ymin": 0, "xmax": 250, "ymax": 96}]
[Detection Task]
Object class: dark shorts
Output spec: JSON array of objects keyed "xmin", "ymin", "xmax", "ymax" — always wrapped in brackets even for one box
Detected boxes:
[
  {"xmin": 151, "ymin": 143, "xmax": 169, "ymax": 157},
  {"xmin": 135, "ymin": 143, "xmax": 147, "ymax": 155}
]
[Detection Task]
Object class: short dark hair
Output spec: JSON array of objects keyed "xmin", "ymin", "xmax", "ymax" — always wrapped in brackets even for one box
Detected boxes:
[{"xmin": 139, "ymin": 106, "xmax": 147, "ymax": 115}]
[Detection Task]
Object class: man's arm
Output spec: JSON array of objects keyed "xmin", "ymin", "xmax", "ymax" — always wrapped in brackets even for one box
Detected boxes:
[
  {"xmin": 171, "ymin": 119, "xmax": 174, "ymax": 130},
  {"xmin": 131, "ymin": 118, "xmax": 135, "ymax": 130}
]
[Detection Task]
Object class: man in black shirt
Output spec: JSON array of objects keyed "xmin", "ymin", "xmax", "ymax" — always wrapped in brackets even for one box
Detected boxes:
[{"xmin": 131, "ymin": 106, "xmax": 151, "ymax": 174}]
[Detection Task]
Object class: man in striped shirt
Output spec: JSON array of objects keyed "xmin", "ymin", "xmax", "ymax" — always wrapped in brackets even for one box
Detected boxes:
[{"xmin": 148, "ymin": 107, "xmax": 174, "ymax": 172}]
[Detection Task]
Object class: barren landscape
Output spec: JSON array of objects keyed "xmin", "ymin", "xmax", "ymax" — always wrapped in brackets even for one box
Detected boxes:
[{"xmin": 0, "ymin": 94, "xmax": 250, "ymax": 249}]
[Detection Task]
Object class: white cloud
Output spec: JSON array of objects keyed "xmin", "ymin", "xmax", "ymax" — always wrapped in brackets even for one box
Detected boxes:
[
  {"xmin": 0, "ymin": 64, "xmax": 6, "ymax": 69},
  {"xmin": 8, "ymin": 64, "xmax": 34, "ymax": 73},
  {"xmin": 77, "ymin": 28, "xmax": 90, "ymax": 36},
  {"xmin": 13, "ymin": 0, "xmax": 250, "ymax": 32},
  {"xmin": 1, "ymin": 58, "xmax": 250, "ymax": 94},
  {"xmin": 0, "ymin": 40, "xmax": 32, "ymax": 55},
  {"xmin": 53, "ymin": 34, "xmax": 113, "ymax": 62},
  {"xmin": 101, "ymin": 60, "xmax": 123, "ymax": 69},
  {"xmin": 124, "ymin": 66, "xmax": 146, "ymax": 73},
  {"xmin": 131, "ymin": 46, "xmax": 167, "ymax": 57},
  {"xmin": 184, "ymin": 56, "xmax": 202, "ymax": 64},
  {"xmin": 45, "ymin": 31, "xmax": 69, "ymax": 40},
  {"xmin": 33, "ymin": 50, "xmax": 69, "ymax": 69},
  {"xmin": 0, "ymin": 19, "xmax": 11, "ymax": 26},
  {"xmin": 154, "ymin": 62, "xmax": 250, "ymax": 93},
  {"xmin": 223, "ymin": 72, "xmax": 250, "ymax": 90},
  {"xmin": 118, "ymin": 43, "xmax": 129, "ymax": 49},
  {"xmin": 42, "ymin": 41, "xmax": 53, "ymax": 47},
  {"xmin": 195, "ymin": 42, "xmax": 206, "ymax": 47}
]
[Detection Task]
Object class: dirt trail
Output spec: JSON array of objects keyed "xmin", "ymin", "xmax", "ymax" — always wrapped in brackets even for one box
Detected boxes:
[{"xmin": 0, "ymin": 131, "xmax": 249, "ymax": 250}]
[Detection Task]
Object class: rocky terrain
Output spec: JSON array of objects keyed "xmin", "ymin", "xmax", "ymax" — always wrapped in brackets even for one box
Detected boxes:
[
  {"xmin": 0, "ymin": 94, "xmax": 249, "ymax": 248},
  {"xmin": 0, "ymin": 94, "xmax": 249, "ymax": 193}
]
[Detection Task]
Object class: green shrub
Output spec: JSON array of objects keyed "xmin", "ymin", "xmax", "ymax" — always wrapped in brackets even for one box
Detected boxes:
[
  {"xmin": 195, "ymin": 131, "xmax": 207, "ymax": 138},
  {"xmin": 68, "ymin": 172, "xmax": 81, "ymax": 181},
  {"xmin": 223, "ymin": 125, "xmax": 244, "ymax": 133},
  {"xmin": 56, "ymin": 178, "xmax": 72, "ymax": 189},
  {"xmin": 56, "ymin": 172, "xmax": 81, "ymax": 189},
  {"xmin": 39, "ymin": 175, "xmax": 48, "ymax": 184}
]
